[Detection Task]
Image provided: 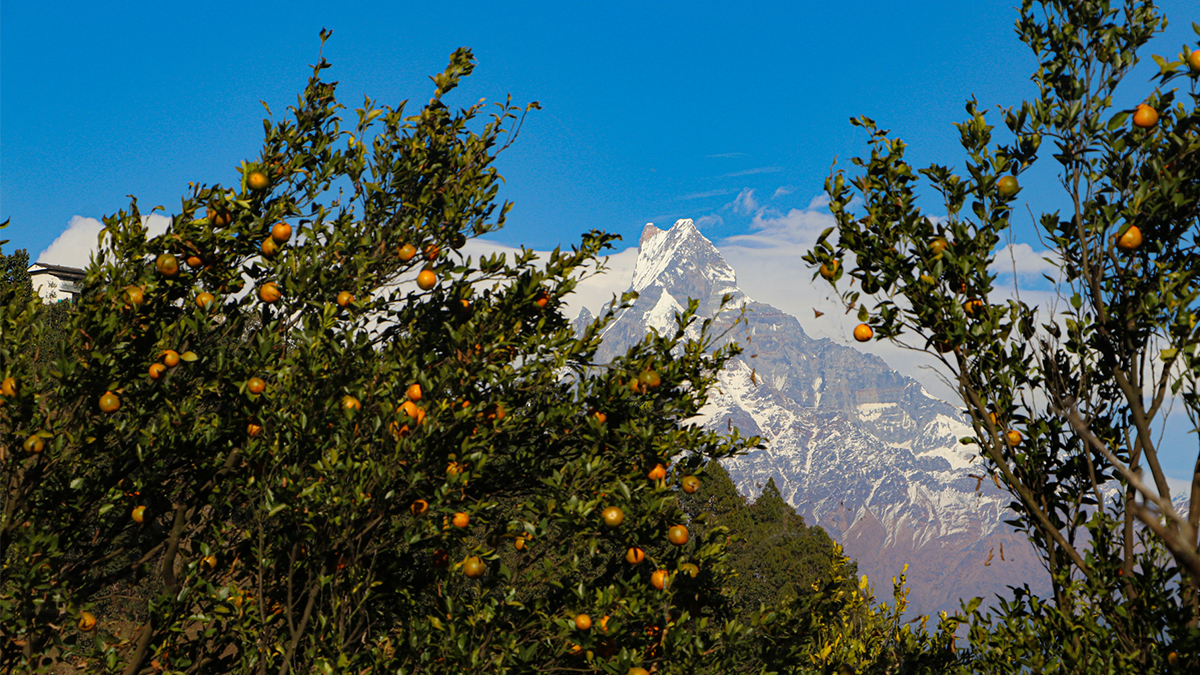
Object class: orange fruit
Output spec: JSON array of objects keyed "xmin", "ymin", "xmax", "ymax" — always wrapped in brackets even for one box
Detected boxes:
[
  {"xmin": 681, "ymin": 475, "xmax": 700, "ymax": 494},
  {"xmin": 411, "ymin": 499, "xmax": 429, "ymax": 517},
  {"xmin": 988, "ymin": 411, "xmax": 999, "ymax": 427},
  {"xmin": 668, "ymin": 525, "xmax": 689, "ymax": 546},
  {"xmin": 514, "ymin": 536, "xmax": 527, "ymax": 550},
  {"xmin": 680, "ymin": 562, "xmax": 699, "ymax": 578},
  {"xmin": 271, "ymin": 222, "xmax": 292, "ymax": 243},
  {"xmin": 853, "ymin": 323, "xmax": 873, "ymax": 342},
  {"xmin": 247, "ymin": 377, "xmax": 266, "ymax": 394},
  {"xmin": 1117, "ymin": 225, "xmax": 1142, "ymax": 251},
  {"xmin": 259, "ymin": 282, "xmax": 282, "ymax": 303},
  {"xmin": 406, "ymin": 383, "xmax": 422, "ymax": 401},
  {"xmin": 247, "ymin": 170, "xmax": 270, "ymax": 191},
  {"xmin": 648, "ymin": 463, "xmax": 667, "ymax": 481},
  {"xmin": 575, "ymin": 614, "xmax": 592, "ymax": 630},
  {"xmin": 99, "ymin": 392, "xmax": 120, "ymax": 414},
  {"xmin": 425, "ymin": 244, "xmax": 441, "ymax": 259},
  {"xmin": 819, "ymin": 260, "xmax": 839, "ymax": 280},
  {"xmin": 432, "ymin": 549, "xmax": 449, "ymax": 568},
  {"xmin": 149, "ymin": 363, "xmax": 166, "ymax": 380},
  {"xmin": 602, "ymin": 506, "xmax": 624, "ymax": 528},
  {"xmin": 930, "ymin": 237, "xmax": 950, "ymax": 259},
  {"xmin": 484, "ymin": 403, "xmax": 505, "ymax": 421},
  {"xmin": 417, "ymin": 269, "xmax": 438, "ymax": 291},
  {"xmin": 247, "ymin": 423, "xmax": 263, "ymax": 438},
  {"xmin": 336, "ymin": 291, "xmax": 354, "ymax": 308},
  {"xmin": 625, "ymin": 547, "xmax": 645, "ymax": 564},
  {"xmin": 131, "ymin": 505, "xmax": 147, "ymax": 524},
  {"xmin": 1006, "ymin": 430, "xmax": 1023, "ymax": 447},
  {"xmin": 964, "ymin": 299, "xmax": 984, "ymax": 315},
  {"xmin": 261, "ymin": 238, "xmax": 279, "ymax": 257},
  {"xmin": 599, "ymin": 615, "xmax": 610, "ymax": 633},
  {"xmin": 78, "ymin": 612, "xmax": 97, "ymax": 632},
  {"xmin": 639, "ymin": 370, "xmax": 661, "ymax": 389},
  {"xmin": 1132, "ymin": 104, "xmax": 1159, "ymax": 129},
  {"xmin": 196, "ymin": 292, "xmax": 215, "ymax": 309},
  {"xmin": 156, "ymin": 254, "xmax": 180, "ymax": 276},
  {"xmin": 452, "ymin": 512, "xmax": 470, "ymax": 528},
  {"xmin": 124, "ymin": 285, "xmax": 145, "ymax": 307},
  {"xmin": 206, "ymin": 206, "xmax": 232, "ymax": 227},
  {"xmin": 446, "ymin": 461, "xmax": 461, "ymax": 478},
  {"xmin": 650, "ymin": 569, "xmax": 669, "ymax": 590},
  {"xmin": 535, "ymin": 291, "xmax": 549, "ymax": 309},
  {"xmin": 1, "ymin": 377, "xmax": 16, "ymax": 398},
  {"xmin": 1189, "ymin": 51, "xmax": 1200, "ymax": 72},
  {"xmin": 462, "ymin": 556, "xmax": 486, "ymax": 579},
  {"xmin": 398, "ymin": 243, "xmax": 416, "ymax": 261},
  {"xmin": 342, "ymin": 395, "xmax": 362, "ymax": 411},
  {"xmin": 162, "ymin": 350, "xmax": 180, "ymax": 367},
  {"xmin": 23, "ymin": 435, "xmax": 44, "ymax": 454},
  {"xmin": 186, "ymin": 255, "xmax": 204, "ymax": 268},
  {"xmin": 202, "ymin": 555, "xmax": 218, "ymax": 570},
  {"xmin": 592, "ymin": 410, "xmax": 607, "ymax": 424},
  {"xmin": 997, "ymin": 175, "xmax": 1019, "ymax": 198}
]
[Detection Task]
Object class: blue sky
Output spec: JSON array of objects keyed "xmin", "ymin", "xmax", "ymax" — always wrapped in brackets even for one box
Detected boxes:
[{"xmin": 3, "ymin": 0, "xmax": 1199, "ymax": 484}]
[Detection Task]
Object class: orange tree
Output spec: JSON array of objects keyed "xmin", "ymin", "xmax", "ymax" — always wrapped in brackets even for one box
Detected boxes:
[
  {"xmin": 806, "ymin": 0, "xmax": 1200, "ymax": 670},
  {"xmin": 0, "ymin": 35, "xmax": 758, "ymax": 674}
]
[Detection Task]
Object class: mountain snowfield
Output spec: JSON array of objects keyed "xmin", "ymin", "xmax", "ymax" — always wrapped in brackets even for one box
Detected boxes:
[{"xmin": 583, "ymin": 218, "xmax": 1051, "ymax": 617}]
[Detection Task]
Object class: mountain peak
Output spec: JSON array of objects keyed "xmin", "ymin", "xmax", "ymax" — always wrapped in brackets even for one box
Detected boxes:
[{"xmin": 631, "ymin": 219, "xmax": 740, "ymax": 301}]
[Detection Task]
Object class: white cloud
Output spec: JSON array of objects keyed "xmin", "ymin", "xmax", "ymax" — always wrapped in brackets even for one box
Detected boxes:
[
  {"xmin": 696, "ymin": 214, "xmax": 724, "ymax": 230},
  {"xmin": 989, "ymin": 242, "xmax": 1063, "ymax": 282},
  {"xmin": 721, "ymin": 166, "xmax": 783, "ymax": 178},
  {"xmin": 772, "ymin": 185, "xmax": 795, "ymax": 199},
  {"xmin": 37, "ymin": 214, "xmax": 172, "ymax": 269},
  {"xmin": 679, "ymin": 189, "xmax": 736, "ymax": 201},
  {"xmin": 732, "ymin": 188, "xmax": 758, "ymax": 215}
]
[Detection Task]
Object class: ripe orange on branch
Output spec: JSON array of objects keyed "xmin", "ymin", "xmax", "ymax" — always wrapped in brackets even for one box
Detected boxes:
[
  {"xmin": 77, "ymin": 612, "xmax": 97, "ymax": 632},
  {"xmin": 406, "ymin": 383, "xmax": 423, "ymax": 401},
  {"xmin": 668, "ymin": 525, "xmax": 689, "ymax": 546},
  {"xmin": 462, "ymin": 556, "xmax": 486, "ymax": 579},
  {"xmin": 162, "ymin": 350, "xmax": 180, "ymax": 367},
  {"xmin": 23, "ymin": 435, "xmax": 44, "ymax": 454},
  {"xmin": 247, "ymin": 377, "xmax": 266, "ymax": 394},
  {"xmin": 1116, "ymin": 225, "xmax": 1142, "ymax": 251},
  {"xmin": 997, "ymin": 175, "xmax": 1019, "ymax": 198},
  {"xmin": 820, "ymin": 259, "xmax": 839, "ymax": 280},
  {"xmin": 149, "ymin": 363, "xmax": 166, "ymax": 380},
  {"xmin": 602, "ymin": 506, "xmax": 625, "ymax": 528},
  {"xmin": 156, "ymin": 254, "xmax": 179, "ymax": 277},
  {"xmin": 196, "ymin": 292, "xmax": 215, "ymax": 310},
  {"xmin": 1132, "ymin": 104, "xmax": 1159, "ymax": 129},
  {"xmin": 681, "ymin": 475, "xmax": 700, "ymax": 493},
  {"xmin": 1006, "ymin": 430, "xmax": 1023, "ymax": 447},
  {"xmin": 398, "ymin": 243, "xmax": 416, "ymax": 261},
  {"xmin": 1189, "ymin": 50, "xmax": 1200, "ymax": 72},
  {"xmin": 1, "ymin": 377, "xmax": 16, "ymax": 398},
  {"xmin": 648, "ymin": 463, "xmax": 667, "ymax": 481},
  {"xmin": 452, "ymin": 512, "xmax": 470, "ymax": 528},
  {"xmin": 336, "ymin": 291, "xmax": 354, "ymax": 308},
  {"xmin": 259, "ymin": 282, "xmax": 282, "ymax": 303},
  {"xmin": 417, "ymin": 269, "xmax": 438, "ymax": 291},
  {"xmin": 124, "ymin": 285, "xmax": 145, "ymax": 307},
  {"xmin": 247, "ymin": 170, "xmax": 270, "ymax": 191},
  {"xmin": 131, "ymin": 506, "xmax": 147, "ymax": 524},
  {"xmin": 206, "ymin": 206, "xmax": 232, "ymax": 228},
  {"xmin": 99, "ymin": 392, "xmax": 121, "ymax": 414},
  {"xmin": 650, "ymin": 569, "xmax": 670, "ymax": 590},
  {"xmin": 854, "ymin": 324, "xmax": 873, "ymax": 342},
  {"xmin": 575, "ymin": 614, "xmax": 592, "ymax": 631},
  {"xmin": 341, "ymin": 395, "xmax": 362, "ymax": 411},
  {"xmin": 625, "ymin": 547, "xmax": 645, "ymax": 564},
  {"xmin": 271, "ymin": 222, "xmax": 292, "ymax": 243}
]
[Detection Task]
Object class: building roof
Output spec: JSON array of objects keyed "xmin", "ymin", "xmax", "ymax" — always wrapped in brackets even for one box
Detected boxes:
[{"xmin": 28, "ymin": 262, "xmax": 86, "ymax": 280}]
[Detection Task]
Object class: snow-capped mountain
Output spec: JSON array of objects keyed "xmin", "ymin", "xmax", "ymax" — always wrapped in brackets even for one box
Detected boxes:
[{"xmin": 587, "ymin": 218, "xmax": 1049, "ymax": 617}]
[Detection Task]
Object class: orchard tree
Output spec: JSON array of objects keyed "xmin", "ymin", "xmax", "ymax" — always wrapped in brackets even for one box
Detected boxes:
[
  {"xmin": 0, "ymin": 35, "xmax": 759, "ymax": 674},
  {"xmin": 807, "ymin": 0, "xmax": 1200, "ymax": 670}
]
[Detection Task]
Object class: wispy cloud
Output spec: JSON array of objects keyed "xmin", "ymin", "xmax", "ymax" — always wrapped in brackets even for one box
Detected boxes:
[
  {"xmin": 990, "ymin": 242, "xmax": 1063, "ymax": 282},
  {"xmin": 696, "ymin": 214, "xmax": 724, "ymax": 229},
  {"xmin": 721, "ymin": 166, "xmax": 783, "ymax": 178},
  {"xmin": 678, "ymin": 189, "xmax": 738, "ymax": 201},
  {"xmin": 706, "ymin": 152, "xmax": 748, "ymax": 158},
  {"xmin": 733, "ymin": 188, "xmax": 758, "ymax": 215},
  {"xmin": 773, "ymin": 185, "xmax": 795, "ymax": 199}
]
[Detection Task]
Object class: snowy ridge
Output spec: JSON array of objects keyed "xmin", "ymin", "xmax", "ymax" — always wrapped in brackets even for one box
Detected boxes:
[{"xmin": 591, "ymin": 218, "xmax": 1050, "ymax": 617}]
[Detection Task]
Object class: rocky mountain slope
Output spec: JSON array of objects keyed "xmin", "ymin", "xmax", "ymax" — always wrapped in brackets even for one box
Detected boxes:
[{"xmin": 583, "ymin": 218, "xmax": 1050, "ymax": 617}]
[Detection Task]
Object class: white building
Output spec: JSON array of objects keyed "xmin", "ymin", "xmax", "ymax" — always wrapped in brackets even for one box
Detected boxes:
[{"xmin": 28, "ymin": 263, "xmax": 85, "ymax": 303}]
